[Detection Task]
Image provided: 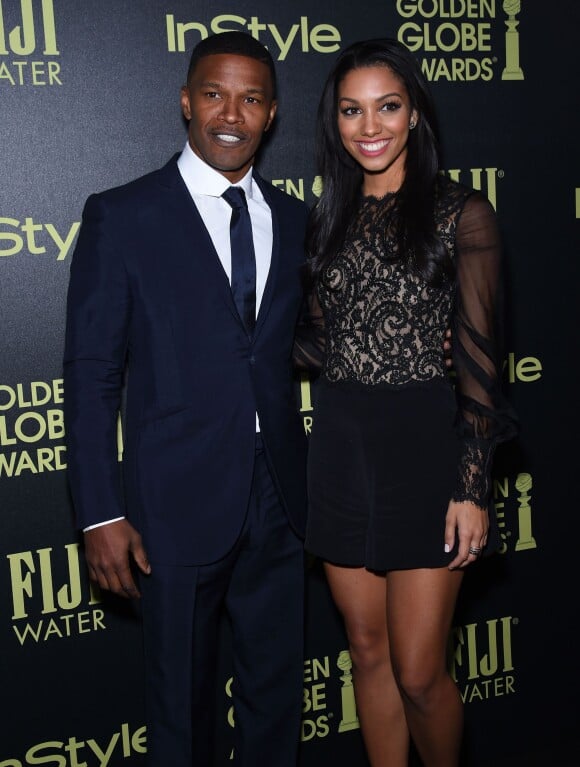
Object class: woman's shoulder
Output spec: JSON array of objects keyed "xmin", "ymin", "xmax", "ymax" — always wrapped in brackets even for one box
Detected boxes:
[
  {"xmin": 434, "ymin": 173, "xmax": 495, "ymax": 224},
  {"xmin": 434, "ymin": 173, "xmax": 474, "ymax": 207},
  {"xmin": 434, "ymin": 175, "xmax": 500, "ymax": 256}
]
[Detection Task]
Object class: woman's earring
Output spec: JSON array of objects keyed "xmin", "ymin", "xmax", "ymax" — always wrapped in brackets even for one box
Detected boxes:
[{"xmin": 409, "ymin": 120, "xmax": 416, "ymax": 130}]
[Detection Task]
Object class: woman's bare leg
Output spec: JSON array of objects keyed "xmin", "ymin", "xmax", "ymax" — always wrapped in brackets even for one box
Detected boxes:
[
  {"xmin": 324, "ymin": 563, "xmax": 409, "ymax": 767},
  {"xmin": 387, "ymin": 567, "xmax": 464, "ymax": 767}
]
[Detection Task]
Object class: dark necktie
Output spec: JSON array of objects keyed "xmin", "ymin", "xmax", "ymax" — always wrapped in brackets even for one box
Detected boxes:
[{"xmin": 222, "ymin": 186, "xmax": 256, "ymax": 335}]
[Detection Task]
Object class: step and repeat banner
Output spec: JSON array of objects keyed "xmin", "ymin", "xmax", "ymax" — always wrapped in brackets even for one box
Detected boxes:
[{"xmin": 2, "ymin": 1, "xmax": 579, "ymax": 765}]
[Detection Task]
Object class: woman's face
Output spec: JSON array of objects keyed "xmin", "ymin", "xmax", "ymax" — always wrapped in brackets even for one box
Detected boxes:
[{"xmin": 337, "ymin": 65, "xmax": 417, "ymax": 195}]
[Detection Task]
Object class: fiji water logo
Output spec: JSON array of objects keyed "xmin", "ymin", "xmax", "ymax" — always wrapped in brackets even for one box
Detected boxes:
[{"xmin": 0, "ymin": 0, "xmax": 62, "ymax": 85}]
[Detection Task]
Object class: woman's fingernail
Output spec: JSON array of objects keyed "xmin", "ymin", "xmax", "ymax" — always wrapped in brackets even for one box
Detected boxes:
[{"xmin": 444, "ymin": 544, "xmax": 450, "ymax": 553}]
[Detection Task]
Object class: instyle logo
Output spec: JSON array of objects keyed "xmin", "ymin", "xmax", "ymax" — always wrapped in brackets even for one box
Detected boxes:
[
  {"xmin": 0, "ymin": 0, "xmax": 62, "ymax": 86},
  {"xmin": 0, "ymin": 722, "xmax": 146, "ymax": 767},
  {"xmin": 0, "ymin": 216, "xmax": 79, "ymax": 260},
  {"xmin": 7, "ymin": 542, "xmax": 105, "ymax": 645},
  {"xmin": 396, "ymin": 0, "xmax": 525, "ymax": 83},
  {"xmin": 0, "ymin": 379, "xmax": 67, "ymax": 478},
  {"xmin": 502, "ymin": 352, "xmax": 542, "ymax": 383},
  {"xmin": 165, "ymin": 13, "xmax": 341, "ymax": 61}
]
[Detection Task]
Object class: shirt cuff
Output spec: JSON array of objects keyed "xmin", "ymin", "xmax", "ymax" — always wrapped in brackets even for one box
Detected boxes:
[{"xmin": 83, "ymin": 517, "xmax": 125, "ymax": 532}]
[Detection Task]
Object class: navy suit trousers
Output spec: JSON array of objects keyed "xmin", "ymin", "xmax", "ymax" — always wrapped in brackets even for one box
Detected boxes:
[{"xmin": 140, "ymin": 436, "xmax": 305, "ymax": 766}]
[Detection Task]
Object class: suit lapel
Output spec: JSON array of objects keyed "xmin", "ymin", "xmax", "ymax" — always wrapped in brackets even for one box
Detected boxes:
[
  {"xmin": 157, "ymin": 156, "xmax": 240, "ymax": 325},
  {"xmin": 253, "ymin": 173, "xmax": 280, "ymax": 340},
  {"xmin": 156, "ymin": 159, "xmax": 285, "ymax": 339}
]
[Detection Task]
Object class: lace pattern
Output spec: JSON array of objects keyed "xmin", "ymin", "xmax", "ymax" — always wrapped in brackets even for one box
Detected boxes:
[
  {"xmin": 318, "ymin": 182, "xmax": 468, "ymax": 386},
  {"xmin": 312, "ymin": 176, "xmax": 517, "ymax": 508},
  {"xmin": 453, "ymin": 439, "xmax": 494, "ymax": 507}
]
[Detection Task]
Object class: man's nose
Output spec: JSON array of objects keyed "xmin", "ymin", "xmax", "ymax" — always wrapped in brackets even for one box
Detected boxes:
[{"xmin": 218, "ymin": 98, "xmax": 243, "ymax": 123}]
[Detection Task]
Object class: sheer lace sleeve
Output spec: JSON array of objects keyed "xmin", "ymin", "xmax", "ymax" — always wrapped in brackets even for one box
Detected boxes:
[
  {"xmin": 293, "ymin": 288, "xmax": 326, "ymax": 375},
  {"xmin": 451, "ymin": 192, "xmax": 518, "ymax": 508}
]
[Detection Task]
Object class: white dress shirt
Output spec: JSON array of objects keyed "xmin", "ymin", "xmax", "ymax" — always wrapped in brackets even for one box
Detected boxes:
[
  {"xmin": 84, "ymin": 144, "xmax": 273, "ymax": 531},
  {"xmin": 177, "ymin": 141, "xmax": 273, "ymax": 314}
]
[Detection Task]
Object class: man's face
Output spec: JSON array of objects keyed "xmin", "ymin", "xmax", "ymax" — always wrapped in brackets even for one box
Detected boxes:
[{"xmin": 180, "ymin": 53, "xmax": 277, "ymax": 183}]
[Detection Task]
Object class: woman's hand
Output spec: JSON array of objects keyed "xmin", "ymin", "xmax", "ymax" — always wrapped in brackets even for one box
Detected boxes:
[
  {"xmin": 445, "ymin": 500, "xmax": 489, "ymax": 570},
  {"xmin": 443, "ymin": 327, "xmax": 453, "ymax": 369}
]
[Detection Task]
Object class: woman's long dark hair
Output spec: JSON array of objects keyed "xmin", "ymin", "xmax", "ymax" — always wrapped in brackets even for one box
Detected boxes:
[{"xmin": 306, "ymin": 38, "xmax": 453, "ymax": 287}]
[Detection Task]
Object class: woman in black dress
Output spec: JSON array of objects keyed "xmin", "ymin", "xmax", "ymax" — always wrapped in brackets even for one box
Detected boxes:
[{"xmin": 302, "ymin": 39, "xmax": 517, "ymax": 766}]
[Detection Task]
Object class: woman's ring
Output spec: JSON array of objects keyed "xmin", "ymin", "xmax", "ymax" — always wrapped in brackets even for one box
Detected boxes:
[{"xmin": 468, "ymin": 546, "xmax": 482, "ymax": 555}]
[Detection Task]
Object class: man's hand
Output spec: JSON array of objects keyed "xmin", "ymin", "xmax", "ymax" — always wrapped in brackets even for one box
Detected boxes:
[{"xmin": 84, "ymin": 519, "xmax": 151, "ymax": 598}]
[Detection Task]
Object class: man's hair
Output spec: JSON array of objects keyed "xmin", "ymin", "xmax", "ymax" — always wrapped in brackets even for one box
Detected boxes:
[{"xmin": 186, "ymin": 31, "xmax": 277, "ymax": 98}]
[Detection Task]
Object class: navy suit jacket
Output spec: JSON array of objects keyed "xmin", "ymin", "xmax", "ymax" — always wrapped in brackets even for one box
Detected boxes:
[{"xmin": 64, "ymin": 155, "xmax": 309, "ymax": 566}]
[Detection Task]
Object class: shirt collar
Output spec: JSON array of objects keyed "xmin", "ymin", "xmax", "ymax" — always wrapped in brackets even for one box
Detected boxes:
[{"xmin": 177, "ymin": 141, "xmax": 254, "ymax": 200}]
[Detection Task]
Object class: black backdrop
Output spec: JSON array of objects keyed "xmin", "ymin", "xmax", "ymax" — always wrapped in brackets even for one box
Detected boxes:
[{"xmin": 2, "ymin": 1, "xmax": 580, "ymax": 765}]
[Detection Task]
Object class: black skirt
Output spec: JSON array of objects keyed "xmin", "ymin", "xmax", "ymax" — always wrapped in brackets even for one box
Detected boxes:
[{"xmin": 306, "ymin": 378, "xmax": 499, "ymax": 571}]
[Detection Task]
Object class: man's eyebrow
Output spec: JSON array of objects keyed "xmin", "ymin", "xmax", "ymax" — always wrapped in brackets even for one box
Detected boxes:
[{"xmin": 198, "ymin": 80, "xmax": 267, "ymax": 95}]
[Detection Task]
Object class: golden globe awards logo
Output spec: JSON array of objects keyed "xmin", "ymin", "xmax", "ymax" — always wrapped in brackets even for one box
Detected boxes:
[
  {"xmin": 7, "ymin": 542, "xmax": 106, "ymax": 644},
  {"xmin": 501, "ymin": 0, "xmax": 523, "ymax": 79},
  {"xmin": 494, "ymin": 473, "xmax": 537, "ymax": 555},
  {"xmin": 335, "ymin": 650, "xmax": 359, "ymax": 732},
  {"xmin": 0, "ymin": 379, "xmax": 67, "ymax": 478},
  {"xmin": 165, "ymin": 12, "xmax": 341, "ymax": 61},
  {"xmin": 0, "ymin": 0, "xmax": 62, "ymax": 86},
  {"xmin": 396, "ymin": 0, "xmax": 525, "ymax": 82},
  {"xmin": 225, "ymin": 653, "xmax": 346, "ymax": 760}
]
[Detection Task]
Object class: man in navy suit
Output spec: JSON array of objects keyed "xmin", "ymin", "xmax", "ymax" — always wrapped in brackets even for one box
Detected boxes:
[{"xmin": 64, "ymin": 32, "xmax": 308, "ymax": 766}]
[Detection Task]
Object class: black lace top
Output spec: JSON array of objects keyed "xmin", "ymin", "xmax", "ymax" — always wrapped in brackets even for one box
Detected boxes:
[{"xmin": 295, "ymin": 176, "xmax": 517, "ymax": 510}]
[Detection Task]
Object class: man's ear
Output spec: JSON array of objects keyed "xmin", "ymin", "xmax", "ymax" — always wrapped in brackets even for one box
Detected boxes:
[
  {"xmin": 264, "ymin": 100, "xmax": 278, "ymax": 133},
  {"xmin": 180, "ymin": 86, "xmax": 192, "ymax": 121}
]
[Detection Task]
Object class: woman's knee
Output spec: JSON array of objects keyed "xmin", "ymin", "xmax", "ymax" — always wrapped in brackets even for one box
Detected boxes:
[
  {"xmin": 392, "ymin": 659, "xmax": 448, "ymax": 707},
  {"xmin": 345, "ymin": 622, "xmax": 389, "ymax": 673}
]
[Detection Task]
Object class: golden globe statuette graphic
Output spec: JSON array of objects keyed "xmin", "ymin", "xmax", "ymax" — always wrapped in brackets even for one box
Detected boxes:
[
  {"xmin": 514, "ymin": 472, "xmax": 536, "ymax": 551},
  {"xmin": 337, "ymin": 650, "xmax": 359, "ymax": 732},
  {"xmin": 312, "ymin": 176, "xmax": 323, "ymax": 199},
  {"xmin": 501, "ymin": 0, "xmax": 524, "ymax": 80}
]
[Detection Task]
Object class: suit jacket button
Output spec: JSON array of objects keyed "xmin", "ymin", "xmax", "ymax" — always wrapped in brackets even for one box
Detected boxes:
[{"xmin": 249, "ymin": 356, "xmax": 255, "ymax": 365}]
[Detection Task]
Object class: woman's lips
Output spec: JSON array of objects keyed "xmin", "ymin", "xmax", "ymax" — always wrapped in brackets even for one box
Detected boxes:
[{"xmin": 355, "ymin": 138, "xmax": 391, "ymax": 156}]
